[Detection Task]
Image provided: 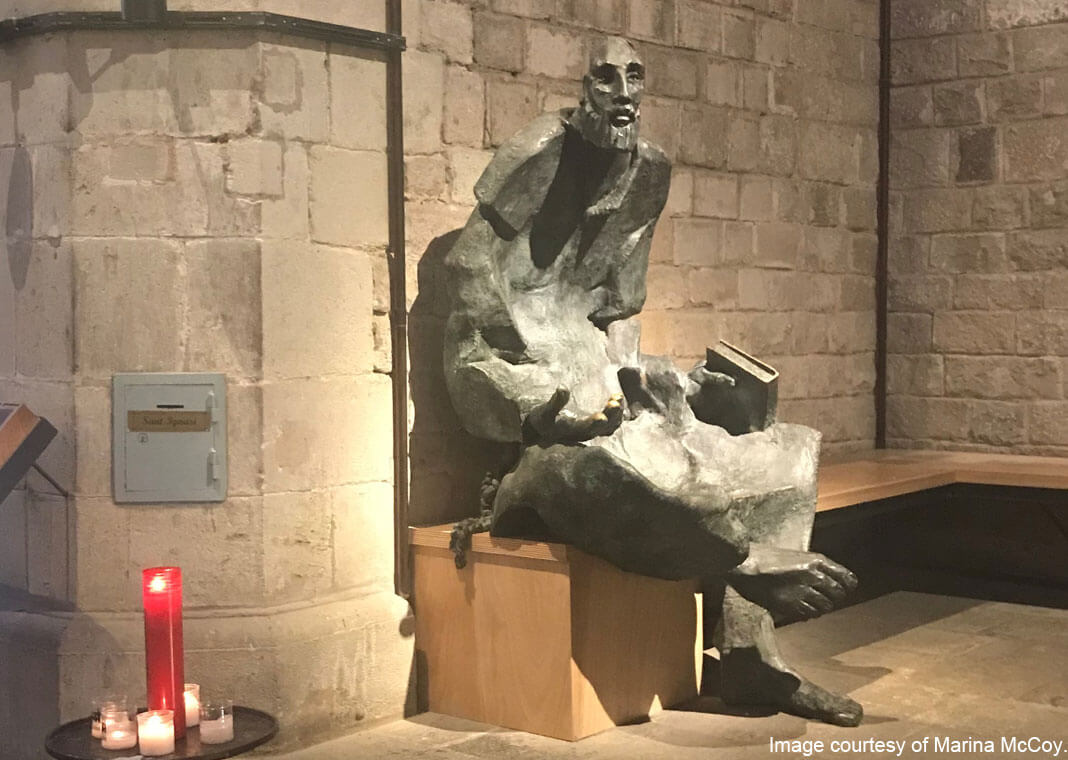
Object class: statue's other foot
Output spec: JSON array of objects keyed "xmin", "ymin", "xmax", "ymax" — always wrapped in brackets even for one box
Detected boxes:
[
  {"xmin": 780, "ymin": 681, "xmax": 863, "ymax": 727},
  {"xmin": 719, "ymin": 650, "xmax": 863, "ymax": 727},
  {"xmin": 726, "ymin": 544, "xmax": 858, "ymax": 623}
]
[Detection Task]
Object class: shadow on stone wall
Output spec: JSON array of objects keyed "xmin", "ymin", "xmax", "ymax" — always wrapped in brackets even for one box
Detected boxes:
[
  {"xmin": 0, "ymin": 585, "xmax": 127, "ymax": 760},
  {"xmin": 408, "ymin": 230, "xmax": 508, "ymax": 527},
  {"xmin": 5, "ymin": 147, "xmax": 32, "ymax": 291},
  {"xmin": 0, "ymin": 593, "xmax": 64, "ymax": 759}
]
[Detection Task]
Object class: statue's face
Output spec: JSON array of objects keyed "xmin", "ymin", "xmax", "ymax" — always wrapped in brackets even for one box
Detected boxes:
[
  {"xmin": 586, "ymin": 38, "xmax": 645, "ymax": 129},
  {"xmin": 575, "ymin": 37, "xmax": 644, "ymax": 151}
]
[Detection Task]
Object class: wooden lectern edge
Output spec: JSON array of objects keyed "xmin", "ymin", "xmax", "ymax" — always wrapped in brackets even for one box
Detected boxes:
[
  {"xmin": 0, "ymin": 404, "xmax": 59, "ymax": 504},
  {"xmin": 0, "ymin": 404, "xmax": 39, "ymax": 464}
]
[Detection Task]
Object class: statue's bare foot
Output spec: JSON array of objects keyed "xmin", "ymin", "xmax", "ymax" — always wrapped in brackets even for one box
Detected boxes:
[
  {"xmin": 726, "ymin": 544, "xmax": 857, "ymax": 622},
  {"xmin": 781, "ymin": 681, "xmax": 863, "ymax": 727},
  {"xmin": 719, "ymin": 651, "xmax": 863, "ymax": 727}
]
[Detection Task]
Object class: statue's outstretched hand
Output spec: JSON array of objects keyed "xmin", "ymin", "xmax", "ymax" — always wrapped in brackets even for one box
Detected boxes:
[
  {"xmin": 727, "ymin": 544, "xmax": 858, "ymax": 623},
  {"xmin": 526, "ymin": 387, "xmax": 624, "ymax": 444}
]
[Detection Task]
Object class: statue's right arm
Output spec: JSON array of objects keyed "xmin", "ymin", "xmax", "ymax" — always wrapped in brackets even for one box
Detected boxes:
[
  {"xmin": 524, "ymin": 388, "xmax": 623, "ymax": 444},
  {"xmin": 448, "ymin": 350, "xmax": 624, "ymax": 445}
]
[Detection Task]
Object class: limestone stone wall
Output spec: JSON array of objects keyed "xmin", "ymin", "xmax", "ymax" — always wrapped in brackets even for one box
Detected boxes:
[
  {"xmin": 0, "ymin": 0, "xmax": 388, "ymax": 27},
  {"xmin": 403, "ymin": 0, "xmax": 882, "ymax": 525},
  {"xmin": 0, "ymin": 27, "xmax": 411, "ymax": 756},
  {"xmin": 887, "ymin": 0, "xmax": 1068, "ymax": 455}
]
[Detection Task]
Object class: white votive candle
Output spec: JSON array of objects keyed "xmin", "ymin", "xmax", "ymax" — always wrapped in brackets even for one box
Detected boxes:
[
  {"xmin": 198, "ymin": 699, "xmax": 234, "ymax": 744},
  {"xmin": 199, "ymin": 714, "xmax": 234, "ymax": 744},
  {"xmin": 92, "ymin": 695, "xmax": 127, "ymax": 740},
  {"xmin": 137, "ymin": 710, "xmax": 175, "ymax": 756},
  {"xmin": 102, "ymin": 723, "xmax": 137, "ymax": 750},
  {"xmin": 184, "ymin": 683, "xmax": 201, "ymax": 727},
  {"xmin": 101, "ymin": 710, "xmax": 137, "ymax": 751}
]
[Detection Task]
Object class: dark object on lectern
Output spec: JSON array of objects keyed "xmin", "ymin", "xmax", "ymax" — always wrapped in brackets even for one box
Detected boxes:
[
  {"xmin": 0, "ymin": 404, "xmax": 58, "ymax": 504},
  {"xmin": 703, "ymin": 341, "xmax": 779, "ymax": 436}
]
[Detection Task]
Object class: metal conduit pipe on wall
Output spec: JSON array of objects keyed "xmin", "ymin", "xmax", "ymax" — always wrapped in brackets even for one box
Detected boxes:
[
  {"xmin": 875, "ymin": 0, "xmax": 891, "ymax": 448},
  {"xmin": 385, "ymin": 0, "xmax": 411, "ymax": 600}
]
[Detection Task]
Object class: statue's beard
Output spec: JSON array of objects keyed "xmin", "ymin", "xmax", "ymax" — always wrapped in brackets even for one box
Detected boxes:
[{"xmin": 571, "ymin": 101, "xmax": 639, "ymax": 151}]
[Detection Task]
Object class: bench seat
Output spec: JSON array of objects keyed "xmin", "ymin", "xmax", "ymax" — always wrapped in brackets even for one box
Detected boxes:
[{"xmin": 818, "ymin": 450, "xmax": 1068, "ymax": 512}]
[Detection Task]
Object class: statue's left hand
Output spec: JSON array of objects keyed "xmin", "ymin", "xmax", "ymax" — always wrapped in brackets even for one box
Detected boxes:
[
  {"xmin": 687, "ymin": 366, "xmax": 736, "ymax": 393},
  {"xmin": 686, "ymin": 366, "xmax": 736, "ymax": 426}
]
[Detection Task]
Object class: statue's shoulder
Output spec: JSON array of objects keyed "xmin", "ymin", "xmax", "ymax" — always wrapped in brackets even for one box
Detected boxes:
[
  {"xmin": 637, "ymin": 138, "xmax": 671, "ymax": 179},
  {"xmin": 635, "ymin": 138, "xmax": 672, "ymax": 210},
  {"xmin": 638, "ymin": 137, "xmax": 670, "ymax": 166},
  {"xmin": 472, "ymin": 111, "xmax": 569, "ymax": 235}
]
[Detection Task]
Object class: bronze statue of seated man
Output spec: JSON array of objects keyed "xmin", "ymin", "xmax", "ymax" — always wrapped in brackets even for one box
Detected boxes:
[{"xmin": 442, "ymin": 35, "xmax": 863, "ymax": 728}]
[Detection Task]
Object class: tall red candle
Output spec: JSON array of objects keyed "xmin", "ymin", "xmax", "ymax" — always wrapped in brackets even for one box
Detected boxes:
[{"xmin": 142, "ymin": 567, "xmax": 186, "ymax": 740}]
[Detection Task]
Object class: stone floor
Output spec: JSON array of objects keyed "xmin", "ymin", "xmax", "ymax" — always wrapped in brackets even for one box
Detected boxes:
[{"xmin": 275, "ymin": 592, "xmax": 1067, "ymax": 760}]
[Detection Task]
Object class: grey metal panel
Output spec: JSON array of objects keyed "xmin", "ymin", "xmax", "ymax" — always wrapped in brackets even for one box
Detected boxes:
[{"xmin": 112, "ymin": 373, "xmax": 227, "ymax": 503}]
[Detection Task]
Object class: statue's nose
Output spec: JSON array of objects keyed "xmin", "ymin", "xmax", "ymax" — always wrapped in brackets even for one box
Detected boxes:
[{"xmin": 615, "ymin": 78, "xmax": 633, "ymax": 103}]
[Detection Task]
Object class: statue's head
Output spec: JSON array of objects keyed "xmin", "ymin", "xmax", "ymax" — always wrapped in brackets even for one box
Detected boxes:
[{"xmin": 571, "ymin": 36, "xmax": 644, "ymax": 151}]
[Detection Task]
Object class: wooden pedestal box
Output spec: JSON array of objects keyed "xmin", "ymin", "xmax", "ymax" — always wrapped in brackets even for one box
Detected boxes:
[{"xmin": 411, "ymin": 526, "xmax": 702, "ymax": 741}]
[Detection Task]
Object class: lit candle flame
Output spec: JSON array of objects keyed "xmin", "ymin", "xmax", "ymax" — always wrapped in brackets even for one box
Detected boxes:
[{"xmin": 149, "ymin": 575, "xmax": 167, "ymax": 593}]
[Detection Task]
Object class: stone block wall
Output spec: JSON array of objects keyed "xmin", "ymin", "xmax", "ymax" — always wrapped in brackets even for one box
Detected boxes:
[
  {"xmin": 0, "ymin": 25, "xmax": 412, "ymax": 756},
  {"xmin": 402, "ymin": 0, "xmax": 882, "ymax": 524},
  {"xmin": 888, "ymin": 0, "xmax": 1068, "ymax": 455},
  {"xmin": 0, "ymin": 0, "xmax": 388, "ymax": 25},
  {"xmin": 3, "ymin": 3, "xmax": 884, "ymax": 521}
]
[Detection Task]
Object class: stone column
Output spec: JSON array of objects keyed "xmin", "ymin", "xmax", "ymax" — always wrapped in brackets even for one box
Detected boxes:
[{"xmin": 0, "ymin": 22, "xmax": 412, "ymax": 756}]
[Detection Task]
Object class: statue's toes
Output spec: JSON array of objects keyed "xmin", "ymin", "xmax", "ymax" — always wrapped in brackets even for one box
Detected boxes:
[
  {"xmin": 764, "ymin": 591, "xmax": 825, "ymax": 625},
  {"xmin": 784, "ymin": 680, "xmax": 863, "ymax": 727}
]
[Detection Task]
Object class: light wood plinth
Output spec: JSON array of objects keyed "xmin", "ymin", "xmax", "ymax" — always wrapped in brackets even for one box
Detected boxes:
[{"xmin": 411, "ymin": 526, "xmax": 702, "ymax": 741}]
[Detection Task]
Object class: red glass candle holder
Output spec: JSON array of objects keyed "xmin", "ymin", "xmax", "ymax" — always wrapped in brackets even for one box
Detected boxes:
[{"xmin": 142, "ymin": 567, "xmax": 186, "ymax": 740}]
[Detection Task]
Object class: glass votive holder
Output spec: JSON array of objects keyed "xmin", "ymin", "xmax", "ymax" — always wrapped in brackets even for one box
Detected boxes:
[
  {"xmin": 91, "ymin": 694, "xmax": 128, "ymax": 740},
  {"xmin": 198, "ymin": 699, "xmax": 234, "ymax": 744},
  {"xmin": 136, "ymin": 709, "xmax": 175, "ymax": 757},
  {"xmin": 100, "ymin": 709, "xmax": 137, "ymax": 751},
  {"xmin": 184, "ymin": 683, "xmax": 201, "ymax": 727}
]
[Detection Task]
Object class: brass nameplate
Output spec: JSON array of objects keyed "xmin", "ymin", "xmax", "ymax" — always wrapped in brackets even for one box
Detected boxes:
[{"xmin": 128, "ymin": 410, "xmax": 210, "ymax": 433}]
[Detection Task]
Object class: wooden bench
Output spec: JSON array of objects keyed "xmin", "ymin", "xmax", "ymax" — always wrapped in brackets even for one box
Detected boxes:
[
  {"xmin": 412, "ymin": 449, "xmax": 1066, "ymax": 740},
  {"xmin": 817, "ymin": 450, "xmax": 1068, "ymax": 511},
  {"xmin": 816, "ymin": 450, "xmax": 1067, "ymax": 608}
]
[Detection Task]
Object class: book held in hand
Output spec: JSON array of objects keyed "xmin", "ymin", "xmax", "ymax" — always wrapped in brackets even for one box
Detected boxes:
[{"xmin": 704, "ymin": 341, "xmax": 779, "ymax": 436}]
